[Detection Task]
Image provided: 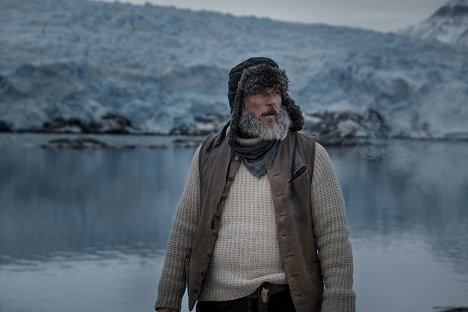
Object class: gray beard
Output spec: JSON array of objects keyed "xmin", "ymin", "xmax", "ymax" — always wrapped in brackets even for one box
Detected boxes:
[{"xmin": 238, "ymin": 106, "xmax": 291, "ymax": 140}]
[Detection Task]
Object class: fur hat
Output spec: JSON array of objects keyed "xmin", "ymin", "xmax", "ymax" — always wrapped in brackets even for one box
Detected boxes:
[
  {"xmin": 228, "ymin": 57, "xmax": 280, "ymax": 109},
  {"xmin": 227, "ymin": 57, "xmax": 304, "ymax": 144}
]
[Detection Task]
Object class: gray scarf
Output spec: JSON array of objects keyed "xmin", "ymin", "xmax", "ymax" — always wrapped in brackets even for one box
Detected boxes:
[{"xmin": 230, "ymin": 139, "xmax": 279, "ymax": 178}]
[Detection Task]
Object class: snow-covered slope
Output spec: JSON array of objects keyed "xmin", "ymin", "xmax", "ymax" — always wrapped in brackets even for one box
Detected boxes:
[
  {"xmin": 400, "ymin": 0, "xmax": 468, "ymax": 46},
  {"xmin": 1, "ymin": 0, "xmax": 468, "ymax": 142}
]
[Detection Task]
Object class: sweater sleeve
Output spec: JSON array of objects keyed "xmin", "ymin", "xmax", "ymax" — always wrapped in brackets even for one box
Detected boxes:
[
  {"xmin": 311, "ymin": 143, "xmax": 356, "ymax": 312},
  {"xmin": 155, "ymin": 146, "xmax": 201, "ymax": 311}
]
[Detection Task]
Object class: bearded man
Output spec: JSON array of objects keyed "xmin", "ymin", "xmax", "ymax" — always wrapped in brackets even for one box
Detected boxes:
[{"xmin": 155, "ymin": 57, "xmax": 356, "ymax": 312}]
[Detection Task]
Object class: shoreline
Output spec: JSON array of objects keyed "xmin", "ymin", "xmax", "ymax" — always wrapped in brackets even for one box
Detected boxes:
[{"xmin": 1, "ymin": 131, "xmax": 468, "ymax": 150}]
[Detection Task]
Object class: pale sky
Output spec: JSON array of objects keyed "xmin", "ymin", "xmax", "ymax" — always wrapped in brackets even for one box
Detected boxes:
[{"xmin": 97, "ymin": 0, "xmax": 449, "ymax": 32}]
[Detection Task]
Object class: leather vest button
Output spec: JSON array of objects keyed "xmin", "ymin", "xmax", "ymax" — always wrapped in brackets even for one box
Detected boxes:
[{"xmin": 277, "ymin": 213, "xmax": 288, "ymax": 222}]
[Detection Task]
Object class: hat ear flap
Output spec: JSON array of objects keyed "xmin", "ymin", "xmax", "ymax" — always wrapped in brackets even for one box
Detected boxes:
[
  {"xmin": 229, "ymin": 91, "xmax": 243, "ymax": 146},
  {"xmin": 283, "ymin": 94, "xmax": 304, "ymax": 131}
]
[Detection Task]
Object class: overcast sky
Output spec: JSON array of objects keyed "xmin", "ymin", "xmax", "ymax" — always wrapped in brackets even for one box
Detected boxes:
[{"xmin": 98, "ymin": 0, "xmax": 449, "ymax": 32}]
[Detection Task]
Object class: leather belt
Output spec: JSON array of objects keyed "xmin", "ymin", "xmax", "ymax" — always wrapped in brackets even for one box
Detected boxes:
[
  {"xmin": 196, "ymin": 283, "xmax": 290, "ymax": 312},
  {"xmin": 246, "ymin": 283, "xmax": 289, "ymax": 312}
]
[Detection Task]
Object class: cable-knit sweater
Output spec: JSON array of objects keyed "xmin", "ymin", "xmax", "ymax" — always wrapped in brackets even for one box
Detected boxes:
[{"xmin": 156, "ymin": 139, "xmax": 355, "ymax": 312}]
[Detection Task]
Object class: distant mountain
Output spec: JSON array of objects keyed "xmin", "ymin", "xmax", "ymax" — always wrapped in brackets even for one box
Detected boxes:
[
  {"xmin": 400, "ymin": 0, "xmax": 468, "ymax": 46},
  {"xmin": 1, "ymin": 0, "xmax": 468, "ymax": 144}
]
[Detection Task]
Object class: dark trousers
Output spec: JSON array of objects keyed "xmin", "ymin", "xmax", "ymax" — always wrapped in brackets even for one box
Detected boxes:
[{"xmin": 196, "ymin": 285, "xmax": 296, "ymax": 312}]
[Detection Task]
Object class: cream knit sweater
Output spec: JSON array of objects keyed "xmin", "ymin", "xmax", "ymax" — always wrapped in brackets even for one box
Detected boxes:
[{"xmin": 156, "ymin": 139, "xmax": 355, "ymax": 312}]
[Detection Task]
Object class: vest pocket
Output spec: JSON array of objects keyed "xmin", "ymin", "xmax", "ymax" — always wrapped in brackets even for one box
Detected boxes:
[{"xmin": 289, "ymin": 165, "xmax": 308, "ymax": 183}]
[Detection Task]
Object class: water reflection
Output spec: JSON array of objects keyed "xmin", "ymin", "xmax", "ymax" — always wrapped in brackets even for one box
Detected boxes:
[
  {"xmin": 0, "ymin": 145, "xmax": 197, "ymax": 265},
  {"xmin": 0, "ymin": 136, "xmax": 467, "ymax": 311},
  {"xmin": 0, "ymin": 252, "xmax": 166, "ymax": 312},
  {"xmin": 331, "ymin": 141, "xmax": 468, "ymax": 275}
]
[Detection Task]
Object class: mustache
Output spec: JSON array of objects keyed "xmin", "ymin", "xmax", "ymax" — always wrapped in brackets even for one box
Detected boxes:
[{"xmin": 261, "ymin": 108, "xmax": 278, "ymax": 117}]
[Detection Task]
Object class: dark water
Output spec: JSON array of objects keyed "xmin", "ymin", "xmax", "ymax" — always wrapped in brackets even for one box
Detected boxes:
[{"xmin": 1, "ymin": 134, "xmax": 467, "ymax": 312}]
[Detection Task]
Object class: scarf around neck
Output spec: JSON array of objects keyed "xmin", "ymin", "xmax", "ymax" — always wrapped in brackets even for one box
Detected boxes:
[{"xmin": 230, "ymin": 138, "xmax": 280, "ymax": 178}]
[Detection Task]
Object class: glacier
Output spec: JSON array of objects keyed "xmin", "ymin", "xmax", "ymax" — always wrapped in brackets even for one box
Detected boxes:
[
  {"xmin": 1, "ymin": 0, "xmax": 468, "ymax": 143},
  {"xmin": 400, "ymin": 0, "xmax": 468, "ymax": 46}
]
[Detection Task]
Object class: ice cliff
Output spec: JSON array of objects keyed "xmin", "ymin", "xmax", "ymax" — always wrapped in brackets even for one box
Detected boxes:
[{"xmin": 1, "ymin": 0, "xmax": 468, "ymax": 143}]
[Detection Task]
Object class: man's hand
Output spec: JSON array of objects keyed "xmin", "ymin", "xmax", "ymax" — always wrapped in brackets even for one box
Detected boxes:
[{"xmin": 156, "ymin": 309, "xmax": 178, "ymax": 312}]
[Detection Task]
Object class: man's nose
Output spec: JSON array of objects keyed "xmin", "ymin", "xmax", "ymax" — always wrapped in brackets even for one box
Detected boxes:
[{"xmin": 265, "ymin": 92, "xmax": 280, "ymax": 106}]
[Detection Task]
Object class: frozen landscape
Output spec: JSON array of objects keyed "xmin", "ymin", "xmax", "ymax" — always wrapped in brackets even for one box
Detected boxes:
[
  {"xmin": 1, "ymin": 0, "xmax": 468, "ymax": 144},
  {"xmin": 400, "ymin": 0, "xmax": 468, "ymax": 46},
  {"xmin": 2, "ymin": 2, "xmax": 468, "ymax": 311}
]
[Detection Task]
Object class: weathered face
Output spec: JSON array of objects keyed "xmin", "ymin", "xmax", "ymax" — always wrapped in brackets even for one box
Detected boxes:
[
  {"xmin": 243, "ymin": 87, "xmax": 282, "ymax": 124},
  {"xmin": 239, "ymin": 87, "xmax": 290, "ymax": 140}
]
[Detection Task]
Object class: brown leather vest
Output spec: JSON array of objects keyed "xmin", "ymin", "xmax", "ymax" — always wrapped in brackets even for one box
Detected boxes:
[{"xmin": 186, "ymin": 126, "xmax": 323, "ymax": 312}]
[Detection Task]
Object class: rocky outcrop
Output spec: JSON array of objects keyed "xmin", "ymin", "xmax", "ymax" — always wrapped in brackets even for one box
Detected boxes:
[
  {"xmin": 0, "ymin": 120, "xmax": 11, "ymax": 132},
  {"xmin": 40, "ymin": 137, "xmax": 170, "ymax": 149},
  {"xmin": 168, "ymin": 109, "xmax": 390, "ymax": 146},
  {"xmin": 303, "ymin": 109, "xmax": 389, "ymax": 146},
  {"xmin": 41, "ymin": 113, "xmax": 133, "ymax": 134},
  {"xmin": 169, "ymin": 113, "xmax": 229, "ymax": 136},
  {"xmin": 40, "ymin": 138, "xmax": 112, "ymax": 149}
]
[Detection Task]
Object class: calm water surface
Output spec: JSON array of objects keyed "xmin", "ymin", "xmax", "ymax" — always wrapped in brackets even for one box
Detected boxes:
[{"xmin": 1, "ymin": 133, "xmax": 467, "ymax": 312}]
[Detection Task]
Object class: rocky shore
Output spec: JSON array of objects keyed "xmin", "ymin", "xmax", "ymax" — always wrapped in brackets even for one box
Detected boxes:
[{"xmin": 2, "ymin": 109, "xmax": 394, "ymax": 149}]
